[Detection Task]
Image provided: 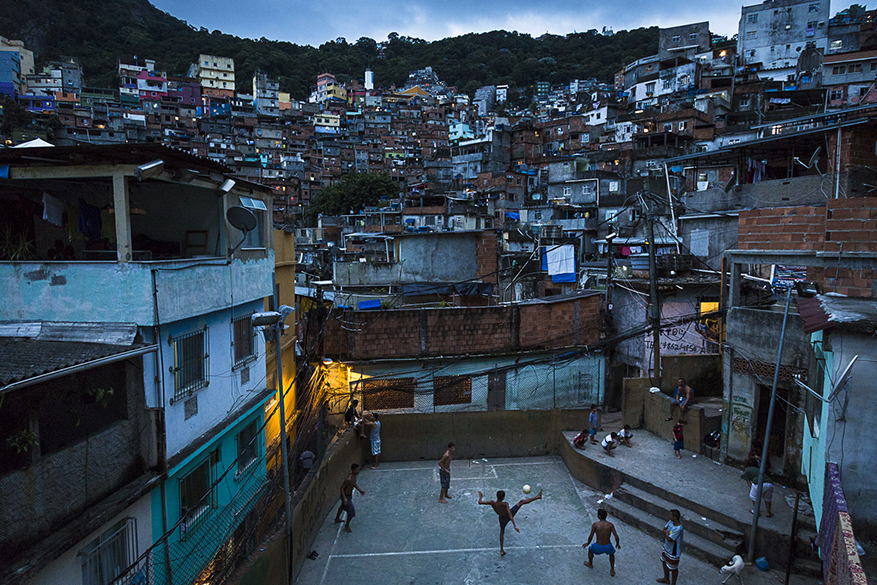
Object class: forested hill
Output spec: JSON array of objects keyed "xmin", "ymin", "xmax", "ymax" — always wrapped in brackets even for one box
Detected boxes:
[{"xmin": 0, "ymin": 0, "xmax": 658, "ymax": 99}]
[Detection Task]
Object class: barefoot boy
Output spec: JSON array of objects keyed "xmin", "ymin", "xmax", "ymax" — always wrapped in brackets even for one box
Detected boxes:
[
  {"xmin": 583, "ymin": 508, "xmax": 621, "ymax": 576},
  {"xmin": 438, "ymin": 442, "xmax": 455, "ymax": 503},
  {"xmin": 333, "ymin": 463, "xmax": 365, "ymax": 532},
  {"xmin": 478, "ymin": 489, "xmax": 543, "ymax": 556}
]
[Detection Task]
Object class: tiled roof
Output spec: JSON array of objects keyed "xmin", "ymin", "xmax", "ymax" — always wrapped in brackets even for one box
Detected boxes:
[{"xmin": 0, "ymin": 338, "xmax": 140, "ymax": 386}]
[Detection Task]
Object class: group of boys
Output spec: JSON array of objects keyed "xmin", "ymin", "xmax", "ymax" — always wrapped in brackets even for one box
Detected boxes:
[
  {"xmin": 575, "ymin": 403, "xmax": 633, "ymax": 456},
  {"xmin": 334, "ymin": 398, "xmax": 686, "ymax": 582}
]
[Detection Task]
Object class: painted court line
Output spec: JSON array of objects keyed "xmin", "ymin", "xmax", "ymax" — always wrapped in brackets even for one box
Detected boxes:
[
  {"xmin": 319, "ymin": 514, "xmax": 346, "ymax": 585},
  {"xmin": 370, "ymin": 460, "xmax": 554, "ymax": 473},
  {"xmin": 329, "ymin": 543, "xmax": 581, "ymax": 559}
]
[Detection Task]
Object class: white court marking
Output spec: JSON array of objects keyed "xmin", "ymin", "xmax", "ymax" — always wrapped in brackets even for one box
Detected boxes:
[
  {"xmin": 369, "ymin": 460, "xmax": 555, "ymax": 473},
  {"xmin": 331, "ymin": 543, "xmax": 582, "ymax": 558}
]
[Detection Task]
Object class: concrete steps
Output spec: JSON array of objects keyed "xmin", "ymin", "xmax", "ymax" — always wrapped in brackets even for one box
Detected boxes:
[
  {"xmin": 610, "ymin": 484, "xmax": 744, "ymax": 553},
  {"xmin": 602, "ymin": 496, "xmax": 738, "ymax": 567}
]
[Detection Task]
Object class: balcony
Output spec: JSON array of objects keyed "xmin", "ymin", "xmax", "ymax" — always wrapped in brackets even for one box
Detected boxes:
[{"xmin": 0, "ymin": 144, "xmax": 274, "ymax": 325}]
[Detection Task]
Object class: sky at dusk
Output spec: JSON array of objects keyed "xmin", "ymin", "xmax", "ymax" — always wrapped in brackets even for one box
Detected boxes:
[{"xmin": 150, "ymin": 0, "xmax": 875, "ymax": 48}]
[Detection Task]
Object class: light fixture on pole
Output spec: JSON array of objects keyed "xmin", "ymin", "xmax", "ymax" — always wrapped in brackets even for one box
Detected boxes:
[
  {"xmin": 219, "ymin": 178, "xmax": 236, "ymax": 193},
  {"xmin": 252, "ymin": 305, "xmax": 295, "ymax": 584},
  {"xmin": 134, "ymin": 159, "xmax": 164, "ymax": 181}
]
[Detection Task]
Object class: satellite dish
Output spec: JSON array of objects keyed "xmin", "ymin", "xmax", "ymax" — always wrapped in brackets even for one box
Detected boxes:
[
  {"xmin": 227, "ymin": 206, "xmax": 257, "ymax": 233},
  {"xmin": 828, "ymin": 355, "xmax": 858, "ymax": 402},
  {"xmin": 807, "ymin": 146, "xmax": 822, "ymax": 168},
  {"xmin": 226, "ymin": 206, "xmax": 257, "ymax": 257}
]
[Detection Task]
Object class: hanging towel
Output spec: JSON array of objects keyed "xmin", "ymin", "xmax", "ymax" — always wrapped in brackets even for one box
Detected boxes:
[
  {"xmin": 100, "ymin": 209, "xmax": 116, "ymax": 243},
  {"xmin": 546, "ymin": 244, "xmax": 575, "ymax": 276},
  {"xmin": 78, "ymin": 199, "xmax": 101, "ymax": 241},
  {"xmin": 42, "ymin": 193, "xmax": 64, "ymax": 227}
]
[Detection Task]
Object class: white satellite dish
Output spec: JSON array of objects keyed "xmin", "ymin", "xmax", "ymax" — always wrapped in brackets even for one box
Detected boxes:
[{"xmin": 827, "ymin": 355, "xmax": 858, "ymax": 402}]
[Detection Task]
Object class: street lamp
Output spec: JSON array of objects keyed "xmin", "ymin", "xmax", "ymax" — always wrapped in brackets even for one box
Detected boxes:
[{"xmin": 252, "ymin": 306, "xmax": 295, "ymax": 584}]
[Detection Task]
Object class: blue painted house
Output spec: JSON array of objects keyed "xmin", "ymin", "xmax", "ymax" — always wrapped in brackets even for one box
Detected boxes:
[{"xmin": 0, "ymin": 144, "xmax": 276, "ymax": 585}]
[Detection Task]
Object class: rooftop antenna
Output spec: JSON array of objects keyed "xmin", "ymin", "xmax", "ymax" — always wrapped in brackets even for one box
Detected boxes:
[{"xmin": 226, "ymin": 206, "xmax": 256, "ymax": 257}]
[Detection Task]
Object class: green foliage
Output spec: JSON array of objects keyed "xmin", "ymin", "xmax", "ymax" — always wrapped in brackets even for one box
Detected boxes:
[
  {"xmin": 6, "ymin": 429, "xmax": 38, "ymax": 454},
  {"xmin": 0, "ymin": 0, "xmax": 657, "ymax": 100},
  {"xmin": 305, "ymin": 172, "xmax": 400, "ymax": 227}
]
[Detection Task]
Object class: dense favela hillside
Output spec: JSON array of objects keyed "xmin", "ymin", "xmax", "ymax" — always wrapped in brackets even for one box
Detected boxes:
[{"xmin": 0, "ymin": 0, "xmax": 657, "ymax": 98}]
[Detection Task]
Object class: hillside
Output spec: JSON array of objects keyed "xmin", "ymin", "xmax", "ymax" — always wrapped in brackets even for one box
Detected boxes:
[{"xmin": 0, "ymin": 0, "xmax": 657, "ymax": 99}]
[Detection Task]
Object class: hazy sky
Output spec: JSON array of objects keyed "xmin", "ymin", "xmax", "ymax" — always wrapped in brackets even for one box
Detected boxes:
[{"xmin": 151, "ymin": 0, "xmax": 871, "ymax": 48}]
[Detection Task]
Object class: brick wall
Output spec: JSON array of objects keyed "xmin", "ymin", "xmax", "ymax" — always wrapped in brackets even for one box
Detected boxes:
[
  {"xmin": 476, "ymin": 230, "xmax": 499, "ymax": 285},
  {"xmin": 737, "ymin": 205, "xmax": 826, "ymax": 251},
  {"xmin": 322, "ymin": 293, "xmax": 601, "ymax": 360},
  {"xmin": 737, "ymin": 197, "xmax": 877, "ymax": 297}
]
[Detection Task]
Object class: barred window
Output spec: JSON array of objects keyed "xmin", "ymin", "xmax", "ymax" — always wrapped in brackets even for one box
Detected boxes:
[
  {"xmin": 171, "ymin": 328, "xmax": 209, "ymax": 402},
  {"xmin": 434, "ymin": 375, "xmax": 472, "ymax": 406},
  {"xmin": 180, "ymin": 453, "xmax": 217, "ymax": 539},
  {"xmin": 232, "ymin": 314, "xmax": 256, "ymax": 368},
  {"xmin": 80, "ymin": 518, "xmax": 137, "ymax": 585},
  {"xmin": 236, "ymin": 418, "xmax": 259, "ymax": 476},
  {"xmin": 362, "ymin": 378, "xmax": 416, "ymax": 410}
]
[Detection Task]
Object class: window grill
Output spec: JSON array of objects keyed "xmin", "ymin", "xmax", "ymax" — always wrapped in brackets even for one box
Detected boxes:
[
  {"xmin": 80, "ymin": 518, "xmax": 137, "ymax": 585},
  {"xmin": 171, "ymin": 327, "xmax": 209, "ymax": 403},
  {"xmin": 180, "ymin": 455, "xmax": 216, "ymax": 539},
  {"xmin": 434, "ymin": 375, "xmax": 472, "ymax": 406},
  {"xmin": 236, "ymin": 419, "xmax": 259, "ymax": 477},
  {"xmin": 232, "ymin": 314, "xmax": 256, "ymax": 369}
]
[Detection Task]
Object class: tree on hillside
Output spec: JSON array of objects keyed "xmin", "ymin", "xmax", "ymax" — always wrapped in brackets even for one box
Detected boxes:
[{"xmin": 305, "ymin": 172, "xmax": 400, "ymax": 227}]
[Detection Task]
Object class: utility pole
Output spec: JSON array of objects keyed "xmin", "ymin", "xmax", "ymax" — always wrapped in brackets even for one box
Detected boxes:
[
  {"xmin": 644, "ymin": 193, "xmax": 662, "ymax": 386},
  {"xmin": 254, "ymin": 284, "xmax": 295, "ymax": 585},
  {"xmin": 747, "ymin": 286, "xmax": 793, "ymax": 562}
]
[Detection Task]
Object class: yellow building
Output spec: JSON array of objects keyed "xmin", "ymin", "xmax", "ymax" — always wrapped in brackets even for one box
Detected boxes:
[{"xmin": 264, "ymin": 228, "xmax": 297, "ymax": 469}]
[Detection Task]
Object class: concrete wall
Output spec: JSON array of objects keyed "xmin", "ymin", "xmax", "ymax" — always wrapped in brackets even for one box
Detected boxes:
[
  {"xmin": 397, "ymin": 232, "xmax": 478, "ymax": 283},
  {"xmin": 679, "ymin": 215, "xmax": 738, "ymax": 271},
  {"xmin": 377, "ymin": 410, "xmax": 592, "ymax": 462},
  {"xmin": 686, "ymin": 175, "xmax": 828, "ymax": 215},
  {"xmin": 157, "ymin": 300, "xmax": 268, "ymax": 458},
  {"xmin": 621, "ymin": 378, "xmax": 719, "ymax": 455},
  {"xmin": 823, "ymin": 330, "xmax": 877, "ymax": 538},
  {"xmin": 0, "ymin": 362, "xmax": 151, "ymax": 555},
  {"xmin": 0, "ymin": 254, "xmax": 273, "ymax": 325},
  {"xmin": 334, "ymin": 261, "xmax": 403, "ymax": 286},
  {"xmin": 28, "ymin": 493, "xmax": 153, "ymax": 585},
  {"xmin": 722, "ymin": 307, "xmax": 809, "ymax": 473},
  {"xmin": 661, "ymin": 354, "xmax": 723, "ymax": 398},
  {"xmin": 235, "ymin": 429, "xmax": 368, "ymax": 585}
]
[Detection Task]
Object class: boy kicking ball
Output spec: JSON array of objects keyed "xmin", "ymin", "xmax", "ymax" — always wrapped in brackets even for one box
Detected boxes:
[
  {"xmin": 478, "ymin": 489, "xmax": 543, "ymax": 556},
  {"xmin": 583, "ymin": 508, "xmax": 621, "ymax": 576}
]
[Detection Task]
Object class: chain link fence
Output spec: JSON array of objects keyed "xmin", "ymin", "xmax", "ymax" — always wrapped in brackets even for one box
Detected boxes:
[{"xmin": 349, "ymin": 353, "xmax": 604, "ymax": 414}]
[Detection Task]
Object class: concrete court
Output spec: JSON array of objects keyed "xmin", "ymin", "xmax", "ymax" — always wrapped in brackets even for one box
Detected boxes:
[{"xmin": 295, "ymin": 456, "xmax": 822, "ymax": 585}]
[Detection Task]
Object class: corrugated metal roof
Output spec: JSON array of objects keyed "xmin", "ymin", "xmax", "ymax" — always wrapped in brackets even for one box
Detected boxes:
[
  {"xmin": 0, "ymin": 338, "xmax": 144, "ymax": 386},
  {"xmin": 796, "ymin": 295, "xmax": 877, "ymax": 335},
  {"xmin": 796, "ymin": 296, "xmax": 833, "ymax": 334}
]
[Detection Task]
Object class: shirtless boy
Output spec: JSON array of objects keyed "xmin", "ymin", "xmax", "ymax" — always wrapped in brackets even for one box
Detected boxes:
[
  {"xmin": 438, "ymin": 442, "xmax": 455, "ymax": 503},
  {"xmin": 583, "ymin": 508, "xmax": 621, "ymax": 576},
  {"xmin": 333, "ymin": 463, "xmax": 365, "ymax": 532},
  {"xmin": 478, "ymin": 489, "xmax": 543, "ymax": 556}
]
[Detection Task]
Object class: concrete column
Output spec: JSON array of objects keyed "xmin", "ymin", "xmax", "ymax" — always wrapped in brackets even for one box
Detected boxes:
[
  {"xmin": 728, "ymin": 261, "xmax": 742, "ymax": 309},
  {"xmin": 112, "ymin": 173, "xmax": 133, "ymax": 263}
]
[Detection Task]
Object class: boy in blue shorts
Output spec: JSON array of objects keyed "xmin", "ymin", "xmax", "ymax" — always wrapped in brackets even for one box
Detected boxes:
[
  {"xmin": 589, "ymin": 404, "xmax": 600, "ymax": 444},
  {"xmin": 583, "ymin": 508, "xmax": 621, "ymax": 576}
]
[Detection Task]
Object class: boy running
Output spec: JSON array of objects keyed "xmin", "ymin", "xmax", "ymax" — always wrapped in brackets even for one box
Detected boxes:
[
  {"xmin": 478, "ymin": 489, "xmax": 543, "ymax": 556},
  {"xmin": 583, "ymin": 508, "xmax": 621, "ymax": 576},
  {"xmin": 333, "ymin": 463, "xmax": 365, "ymax": 532}
]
